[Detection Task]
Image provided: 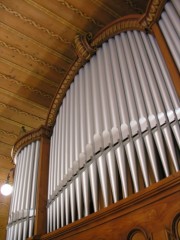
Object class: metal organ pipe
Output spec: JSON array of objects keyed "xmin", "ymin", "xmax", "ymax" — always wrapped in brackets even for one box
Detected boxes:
[
  {"xmin": 159, "ymin": 1, "xmax": 180, "ymax": 71},
  {"xmin": 47, "ymin": 25, "xmax": 179, "ymax": 235}
]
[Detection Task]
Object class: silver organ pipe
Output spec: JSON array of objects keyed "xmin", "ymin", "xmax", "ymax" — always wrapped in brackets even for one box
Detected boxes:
[
  {"xmin": 7, "ymin": 141, "xmax": 40, "ymax": 240},
  {"xmin": 47, "ymin": 29, "xmax": 180, "ymax": 232},
  {"xmin": 159, "ymin": 0, "xmax": 180, "ymax": 71}
]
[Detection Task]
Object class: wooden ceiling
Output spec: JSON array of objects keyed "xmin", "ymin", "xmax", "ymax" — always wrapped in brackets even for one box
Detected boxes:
[{"xmin": 0, "ymin": 0, "xmax": 149, "ymax": 238}]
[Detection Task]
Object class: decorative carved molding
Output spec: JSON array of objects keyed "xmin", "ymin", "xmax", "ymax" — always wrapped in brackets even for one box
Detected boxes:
[
  {"xmin": 57, "ymin": 0, "xmax": 104, "ymax": 28},
  {"xmin": 0, "ymin": 40, "xmax": 65, "ymax": 74},
  {"xmin": 0, "ymin": 3, "xmax": 71, "ymax": 45},
  {"xmin": 139, "ymin": 0, "xmax": 166, "ymax": 29},
  {"xmin": 91, "ymin": 15, "xmax": 142, "ymax": 48},
  {"xmin": 74, "ymin": 33, "xmax": 96, "ymax": 61},
  {"xmin": 0, "ymin": 72, "xmax": 53, "ymax": 99},
  {"xmin": 0, "ymin": 102, "xmax": 45, "ymax": 123},
  {"xmin": 12, "ymin": 125, "xmax": 52, "ymax": 160}
]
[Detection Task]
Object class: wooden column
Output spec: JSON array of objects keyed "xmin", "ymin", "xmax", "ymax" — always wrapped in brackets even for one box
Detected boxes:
[
  {"xmin": 34, "ymin": 131, "xmax": 51, "ymax": 236},
  {"xmin": 152, "ymin": 23, "xmax": 180, "ymax": 97}
]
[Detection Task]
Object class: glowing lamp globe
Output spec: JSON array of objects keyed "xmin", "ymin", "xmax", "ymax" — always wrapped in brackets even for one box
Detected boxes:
[{"xmin": 1, "ymin": 183, "xmax": 13, "ymax": 196}]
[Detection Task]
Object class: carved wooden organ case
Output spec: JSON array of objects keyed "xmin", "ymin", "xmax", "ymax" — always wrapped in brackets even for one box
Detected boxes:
[{"xmin": 8, "ymin": 0, "xmax": 180, "ymax": 239}]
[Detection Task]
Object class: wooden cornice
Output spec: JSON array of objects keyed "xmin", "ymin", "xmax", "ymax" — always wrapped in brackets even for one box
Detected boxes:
[
  {"xmin": 12, "ymin": 125, "xmax": 52, "ymax": 162},
  {"xmin": 45, "ymin": 0, "xmax": 166, "ymax": 129}
]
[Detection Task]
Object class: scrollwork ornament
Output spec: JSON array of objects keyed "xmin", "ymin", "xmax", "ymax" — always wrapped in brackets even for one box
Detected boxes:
[{"xmin": 74, "ymin": 33, "xmax": 96, "ymax": 61}]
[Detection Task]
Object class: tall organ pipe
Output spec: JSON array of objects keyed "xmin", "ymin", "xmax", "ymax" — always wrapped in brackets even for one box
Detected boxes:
[
  {"xmin": 115, "ymin": 35, "xmax": 139, "ymax": 193},
  {"xmin": 121, "ymin": 32, "xmax": 150, "ymax": 188},
  {"xmin": 28, "ymin": 141, "xmax": 40, "ymax": 237},
  {"xmin": 133, "ymin": 31, "xmax": 170, "ymax": 178},
  {"xmin": 141, "ymin": 32, "xmax": 179, "ymax": 172},
  {"xmin": 84, "ymin": 62, "xmax": 99, "ymax": 213},
  {"xmin": 90, "ymin": 54, "xmax": 109, "ymax": 208},
  {"xmin": 101, "ymin": 43, "xmax": 122, "ymax": 202},
  {"xmin": 127, "ymin": 31, "xmax": 160, "ymax": 182},
  {"xmin": 79, "ymin": 68, "xmax": 90, "ymax": 216}
]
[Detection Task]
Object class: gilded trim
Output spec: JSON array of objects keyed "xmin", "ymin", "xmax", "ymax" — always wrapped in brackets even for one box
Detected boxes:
[
  {"xmin": 91, "ymin": 15, "xmax": 142, "ymax": 48},
  {"xmin": 139, "ymin": 0, "xmax": 166, "ymax": 29},
  {"xmin": 12, "ymin": 125, "xmax": 52, "ymax": 160},
  {"xmin": 74, "ymin": 33, "xmax": 96, "ymax": 61}
]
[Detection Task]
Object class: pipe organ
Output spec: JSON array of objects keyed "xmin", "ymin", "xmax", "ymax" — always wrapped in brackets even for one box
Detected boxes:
[
  {"xmin": 47, "ymin": 30, "xmax": 180, "ymax": 233},
  {"xmin": 7, "ymin": 0, "xmax": 180, "ymax": 239},
  {"xmin": 7, "ymin": 141, "xmax": 40, "ymax": 239}
]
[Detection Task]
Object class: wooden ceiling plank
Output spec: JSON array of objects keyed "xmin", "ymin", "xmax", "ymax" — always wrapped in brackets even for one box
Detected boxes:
[
  {"xmin": 0, "ymin": 56, "xmax": 58, "ymax": 87},
  {"xmin": 0, "ymin": 87, "xmax": 49, "ymax": 111},
  {"xmin": 0, "ymin": 42, "xmax": 66, "ymax": 84},
  {"xmin": 0, "ymin": 71, "xmax": 53, "ymax": 104},
  {"xmin": 0, "ymin": 22, "xmax": 73, "ymax": 64},
  {"xmin": 0, "ymin": 115, "xmax": 33, "ymax": 131},
  {"xmin": 90, "ymin": 0, "xmax": 121, "ymax": 18},
  {"xmin": 0, "ymin": 1, "xmax": 75, "ymax": 47},
  {"xmin": 0, "ymin": 61, "xmax": 57, "ymax": 95},
  {"xmin": 25, "ymin": 0, "xmax": 86, "ymax": 35}
]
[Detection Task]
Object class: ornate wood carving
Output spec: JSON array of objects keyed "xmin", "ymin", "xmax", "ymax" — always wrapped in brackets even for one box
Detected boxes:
[
  {"xmin": 12, "ymin": 125, "xmax": 52, "ymax": 161},
  {"xmin": 139, "ymin": 0, "xmax": 166, "ymax": 29},
  {"xmin": 74, "ymin": 33, "xmax": 96, "ymax": 61},
  {"xmin": 91, "ymin": 15, "xmax": 142, "ymax": 48}
]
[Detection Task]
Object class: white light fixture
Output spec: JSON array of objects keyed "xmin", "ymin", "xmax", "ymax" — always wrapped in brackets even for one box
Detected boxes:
[
  {"xmin": 1, "ymin": 183, "xmax": 13, "ymax": 196},
  {"xmin": 1, "ymin": 170, "xmax": 13, "ymax": 196}
]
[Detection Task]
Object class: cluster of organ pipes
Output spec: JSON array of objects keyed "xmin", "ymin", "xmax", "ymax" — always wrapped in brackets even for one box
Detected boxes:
[
  {"xmin": 6, "ymin": 141, "xmax": 40, "ymax": 240},
  {"xmin": 47, "ymin": 30, "xmax": 180, "ymax": 232},
  {"xmin": 158, "ymin": 0, "xmax": 180, "ymax": 72}
]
